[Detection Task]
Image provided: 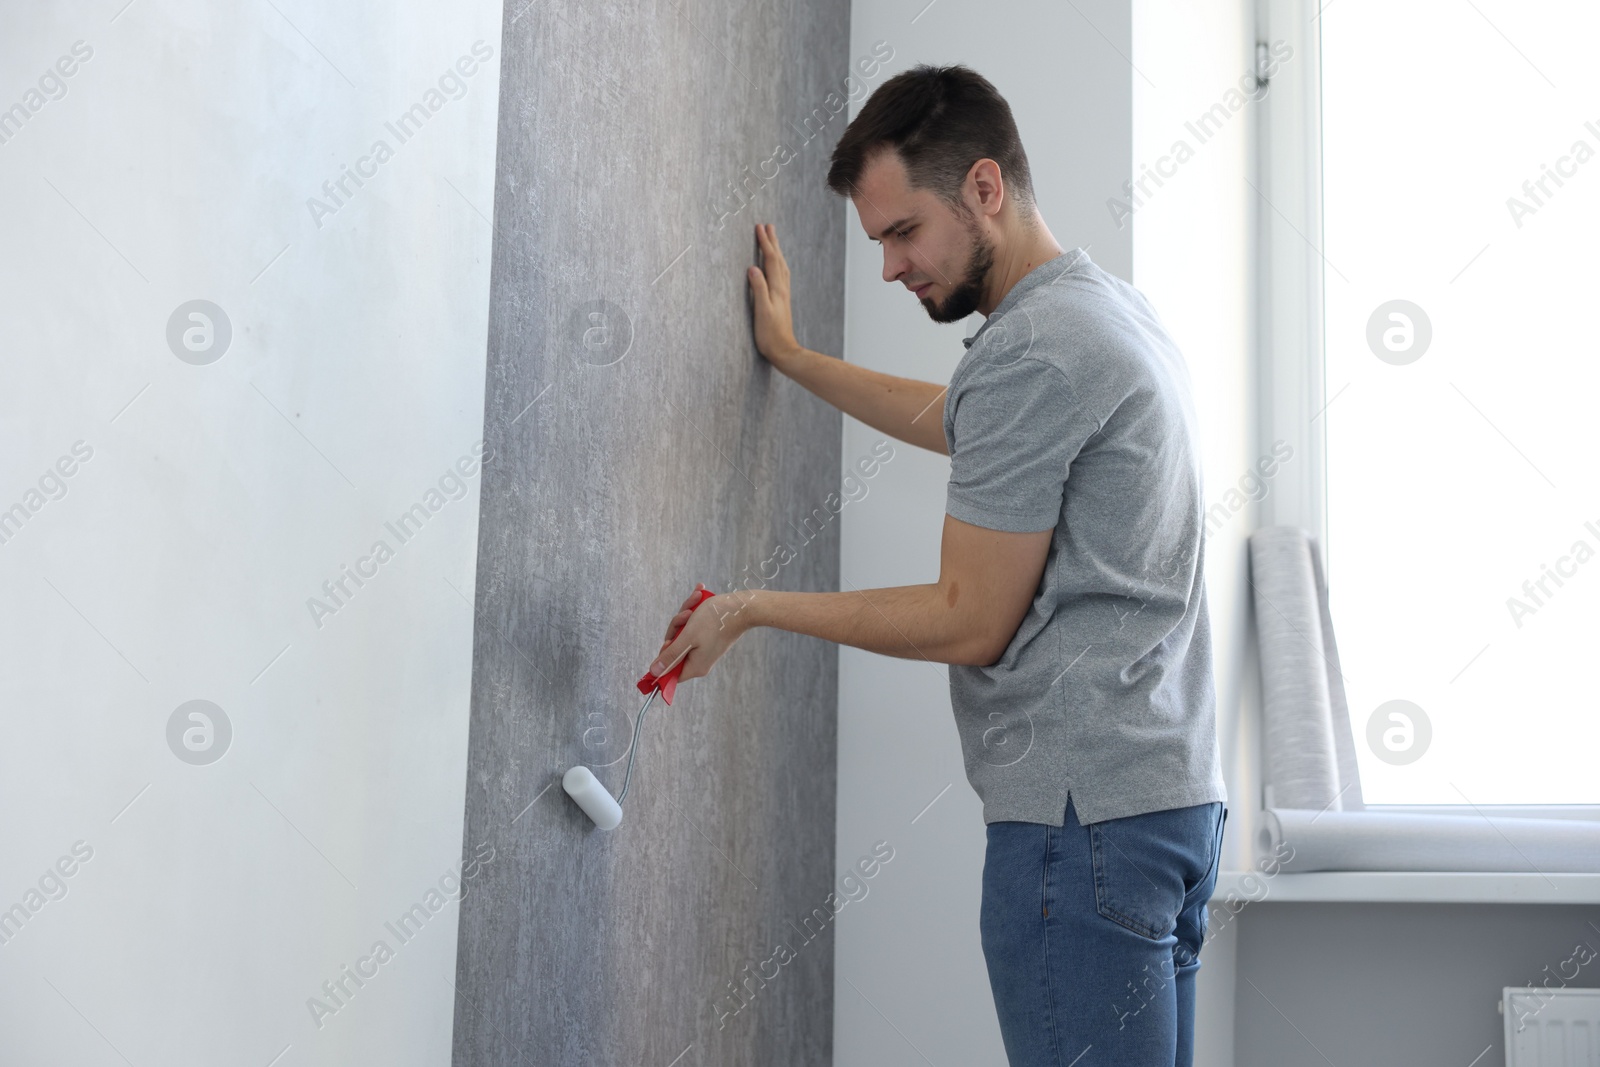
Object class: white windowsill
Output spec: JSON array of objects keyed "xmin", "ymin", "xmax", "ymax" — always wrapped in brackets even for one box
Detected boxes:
[{"xmin": 1213, "ymin": 870, "xmax": 1600, "ymax": 905}]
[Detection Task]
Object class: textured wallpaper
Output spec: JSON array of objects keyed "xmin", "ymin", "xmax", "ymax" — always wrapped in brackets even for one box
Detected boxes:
[{"xmin": 451, "ymin": 0, "xmax": 851, "ymax": 1063}]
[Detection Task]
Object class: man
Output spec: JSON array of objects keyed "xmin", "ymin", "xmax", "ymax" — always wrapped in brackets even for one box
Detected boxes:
[{"xmin": 646, "ymin": 64, "xmax": 1227, "ymax": 1067}]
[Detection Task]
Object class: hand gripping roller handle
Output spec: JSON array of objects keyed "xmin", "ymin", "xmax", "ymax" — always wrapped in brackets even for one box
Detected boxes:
[{"xmin": 561, "ymin": 586, "xmax": 716, "ymax": 829}]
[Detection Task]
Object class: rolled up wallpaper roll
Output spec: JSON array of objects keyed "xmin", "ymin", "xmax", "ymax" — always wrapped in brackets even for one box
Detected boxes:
[
  {"xmin": 1306, "ymin": 530, "xmax": 1364, "ymax": 812},
  {"xmin": 1249, "ymin": 527, "xmax": 1362, "ymax": 811},
  {"xmin": 1258, "ymin": 807, "xmax": 1600, "ymax": 873}
]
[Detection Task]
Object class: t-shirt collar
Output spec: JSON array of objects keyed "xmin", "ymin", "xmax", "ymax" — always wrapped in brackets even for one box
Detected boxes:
[{"xmin": 962, "ymin": 247, "xmax": 1091, "ymax": 349}]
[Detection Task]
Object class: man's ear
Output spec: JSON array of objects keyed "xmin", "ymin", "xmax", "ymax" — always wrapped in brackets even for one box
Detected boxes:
[{"xmin": 966, "ymin": 158, "xmax": 1006, "ymax": 219}]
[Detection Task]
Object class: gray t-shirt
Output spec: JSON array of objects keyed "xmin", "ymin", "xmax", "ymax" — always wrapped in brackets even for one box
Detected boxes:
[{"xmin": 941, "ymin": 248, "xmax": 1227, "ymax": 827}]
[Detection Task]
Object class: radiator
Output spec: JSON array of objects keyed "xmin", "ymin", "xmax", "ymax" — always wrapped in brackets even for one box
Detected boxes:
[{"xmin": 1503, "ymin": 987, "xmax": 1600, "ymax": 1066}]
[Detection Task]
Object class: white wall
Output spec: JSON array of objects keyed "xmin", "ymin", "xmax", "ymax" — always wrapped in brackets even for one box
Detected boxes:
[
  {"xmin": 835, "ymin": 1, "xmax": 1256, "ymax": 1064},
  {"xmin": 0, "ymin": 2, "xmax": 500, "ymax": 1064},
  {"xmin": 1129, "ymin": 0, "xmax": 1260, "ymax": 880},
  {"xmin": 1131, "ymin": 2, "xmax": 1259, "ymax": 1063},
  {"xmin": 833, "ymin": 2, "xmax": 1131, "ymax": 1063}
]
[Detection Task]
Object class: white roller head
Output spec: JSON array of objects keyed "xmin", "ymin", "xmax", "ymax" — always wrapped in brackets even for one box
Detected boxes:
[{"xmin": 562, "ymin": 765, "xmax": 623, "ymax": 830}]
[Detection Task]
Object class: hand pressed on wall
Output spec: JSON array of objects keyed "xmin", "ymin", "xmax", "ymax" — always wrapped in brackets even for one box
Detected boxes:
[
  {"xmin": 647, "ymin": 583, "xmax": 751, "ymax": 684},
  {"xmin": 748, "ymin": 223, "xmax": 801, "ymax": 366}
]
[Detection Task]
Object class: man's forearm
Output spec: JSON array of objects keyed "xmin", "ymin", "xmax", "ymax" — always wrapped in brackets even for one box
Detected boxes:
[
  {"xmin": 774, "ymin": 346, "xmax": 950, "ymax": 456},
  {"xmin": 719, "ymin": 584, "xmax": 995, "ymax": 666}
]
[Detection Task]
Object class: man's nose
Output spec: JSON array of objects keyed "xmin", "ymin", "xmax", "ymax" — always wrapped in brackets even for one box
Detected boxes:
[{"xmin": 881, "ymin": 249, "xmax": 906, "ymax": 284}]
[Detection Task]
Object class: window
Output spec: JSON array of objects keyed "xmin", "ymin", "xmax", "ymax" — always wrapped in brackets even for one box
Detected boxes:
[{"xmin": 1262, "ymin": 0, "xmax": 1600, "ymax": 805}]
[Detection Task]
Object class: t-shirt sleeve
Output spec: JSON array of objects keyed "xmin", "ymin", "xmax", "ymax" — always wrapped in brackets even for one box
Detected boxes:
[{"xmin": 944, "ymin": 357, "xmax": 1095, "ymax": 534}]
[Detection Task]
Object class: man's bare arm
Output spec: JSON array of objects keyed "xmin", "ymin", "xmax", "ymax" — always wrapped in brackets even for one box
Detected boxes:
[
  {"xmin": 770, "ymin": 346, "xmax": 950, "ymax": 456},
  {"xmin": 705, "ymin": 514, "xmax": 1052, "ymax": 668},
  {"xmin": 748, "ymin": 222, "xmax": 949, "ymax": 456}
]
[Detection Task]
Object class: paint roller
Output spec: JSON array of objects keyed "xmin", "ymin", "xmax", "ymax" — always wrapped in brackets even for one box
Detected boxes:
[{"xmin": 562, "ymin": 586, "xmax": 716, "ymax": 829}]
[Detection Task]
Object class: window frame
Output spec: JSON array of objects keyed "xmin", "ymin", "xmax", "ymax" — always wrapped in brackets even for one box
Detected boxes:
[{"xmin": 1258, "ymin": 0, "xmax": 1327, "ymax": 546}]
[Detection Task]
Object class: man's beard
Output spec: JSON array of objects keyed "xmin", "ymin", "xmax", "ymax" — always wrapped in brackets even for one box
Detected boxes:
[{"xmin": 921, "ymin": 211, "xmax": 994, "ymax": 324}]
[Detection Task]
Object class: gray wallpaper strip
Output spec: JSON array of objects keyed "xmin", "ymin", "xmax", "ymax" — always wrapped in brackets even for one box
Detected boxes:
[{"xmin": 451, "ymin": 1, "xmax": 850, "ymax": 1064}]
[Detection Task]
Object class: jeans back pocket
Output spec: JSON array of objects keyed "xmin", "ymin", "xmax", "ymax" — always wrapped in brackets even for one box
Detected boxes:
[{"xmin": 1089, "ymin": 802, "xmax": 1221, "ymax": 942}]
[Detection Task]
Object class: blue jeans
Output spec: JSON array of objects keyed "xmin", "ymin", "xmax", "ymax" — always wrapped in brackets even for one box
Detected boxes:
[{"xmin": 980, "ymin": 795, "xmax": 1226, "ymax": 1067}]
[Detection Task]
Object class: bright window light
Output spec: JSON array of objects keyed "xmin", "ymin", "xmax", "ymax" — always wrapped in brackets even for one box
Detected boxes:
[{"xmin": 1321, "ymin": 0, "xmax": 1600, "ymax": 804}]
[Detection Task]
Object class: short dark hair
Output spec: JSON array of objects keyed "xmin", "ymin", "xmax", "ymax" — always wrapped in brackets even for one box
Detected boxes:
[{"xmin": 826, "ymin": 64, "xmax": 1036, "ymax": 214}]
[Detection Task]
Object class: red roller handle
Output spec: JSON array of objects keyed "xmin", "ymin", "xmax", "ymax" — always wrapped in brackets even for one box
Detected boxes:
[{"xmin": 636, "ymin": 586, "xmax": 716, "ymax": 705}]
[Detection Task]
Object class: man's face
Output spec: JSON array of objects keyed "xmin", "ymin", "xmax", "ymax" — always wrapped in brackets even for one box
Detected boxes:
[{"xmin": 850, "ymin": 150, "xmax": 995, "ymax": 324}]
